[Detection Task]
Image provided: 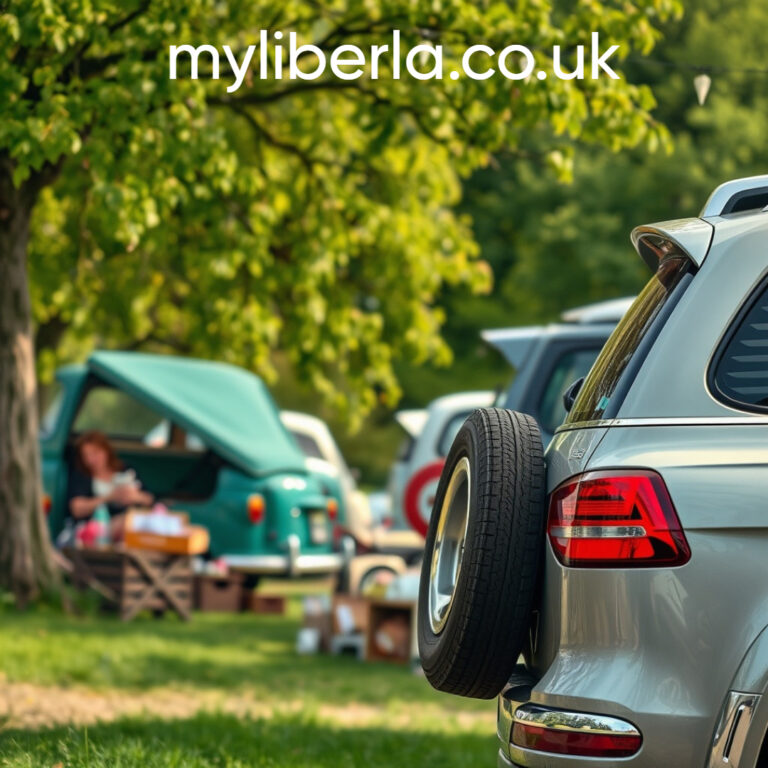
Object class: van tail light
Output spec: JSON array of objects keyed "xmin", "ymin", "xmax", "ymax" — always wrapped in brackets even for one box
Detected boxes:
[
  {"xmin": 42, "ymin": 494, "xmax": 52, "ymax": 516},
  {"xmin": 326, "ymin": 498, "xmax": 339, "ymax": 521},
  {"xmin": 247, "ymin": 494, "xmax": 266, "ymax": 524},
  {"xmin": 547, "ymin": 470, "xmax": 690, "ymax": 567}
]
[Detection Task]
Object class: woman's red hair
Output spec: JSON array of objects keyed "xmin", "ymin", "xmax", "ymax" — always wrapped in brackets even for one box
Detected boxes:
[{"xmin": 75, "ymin": 431, "xmax": 124, "ymax": 475}]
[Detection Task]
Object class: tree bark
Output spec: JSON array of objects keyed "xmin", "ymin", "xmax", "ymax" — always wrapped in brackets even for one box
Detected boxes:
[{"xmin": 0, "ymin": 158, "xmax": 57, "ymax": 605}]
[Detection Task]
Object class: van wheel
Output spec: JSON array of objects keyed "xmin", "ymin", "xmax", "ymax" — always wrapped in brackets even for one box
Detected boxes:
[{"xmin": 418, "ymin": 408, "xmax": 546, "ymax": 699}]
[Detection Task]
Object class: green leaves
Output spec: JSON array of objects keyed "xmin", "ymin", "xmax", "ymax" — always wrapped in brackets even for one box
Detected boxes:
[{"xmin": 6, "ymin": 0, "xmax": 679, "ymax": 423}]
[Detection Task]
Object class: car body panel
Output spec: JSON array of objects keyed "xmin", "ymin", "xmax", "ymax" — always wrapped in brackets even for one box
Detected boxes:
[{"xmin": 509, "ymin": 423, "xmax": 768, "ymax": 768}]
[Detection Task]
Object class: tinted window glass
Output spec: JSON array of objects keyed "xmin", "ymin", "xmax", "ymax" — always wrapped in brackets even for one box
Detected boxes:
[
  {"xmin": 74, "ymin": 387, "xmax": 163, "ymax": 439},
  {"xmin": 538, "ymin": 348, "xmax": 602, "ymax": 434},
  {"xmin": 712, "ymin": 279, "xmax": 768, "ymax": 411},
  {"xmin": 291, "ymin": 430, "xmax": 325, "ymax": 460},
  {"xmin": 568, "ymin": 256, "xmax": 690, "ymax": 423},
  {"xmin": 397, "ymin": 436, "xmax": 415, "ymax": 462}
]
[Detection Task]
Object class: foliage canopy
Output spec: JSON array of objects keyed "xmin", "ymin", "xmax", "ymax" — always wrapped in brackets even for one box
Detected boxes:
[{"xmin": 1, "ymin": 0, "xmax": 680, "ymax": 426}]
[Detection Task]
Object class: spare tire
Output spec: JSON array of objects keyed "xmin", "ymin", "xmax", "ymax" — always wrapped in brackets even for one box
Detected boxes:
[{"xmin": 418, "ymin": 408, "xmax": 546, "ymax": 699}]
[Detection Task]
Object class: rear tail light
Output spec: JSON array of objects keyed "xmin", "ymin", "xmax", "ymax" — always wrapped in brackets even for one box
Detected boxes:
[
  {"xmin": 326, "ymin": 498, "xmax": 339, "ymax": 521},
  {"xmin": 512, "ymin": 712, "xmax": 642, "ymax": 758},
  {"xmin": 42, "ymin": 494, "xmax": 52, "ymax": 516},
  {"xmin": 247, "ymin": 494, "xmax": 266, "ymax": 524},
  {"xmin": 547, "ymin": 469, "xmax": 690, "ymax": 567}
]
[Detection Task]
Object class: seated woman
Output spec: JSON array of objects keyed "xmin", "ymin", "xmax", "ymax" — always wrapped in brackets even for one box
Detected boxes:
[{"xmin": 68, "ymin": 431, "xmax": 154, "ymax": 531}]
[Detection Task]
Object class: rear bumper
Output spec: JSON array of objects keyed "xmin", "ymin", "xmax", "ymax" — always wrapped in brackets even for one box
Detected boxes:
[
  {"xmin": 497, "ymin": 672, "xmax": 763, "ymax": 768},
  {"xmin": 498, "ymin": 680, "xmax": 643, "ymax": 767},
  {"xmin": 222, "ymin": 534, "xmax": 350, "ymax": 576}
]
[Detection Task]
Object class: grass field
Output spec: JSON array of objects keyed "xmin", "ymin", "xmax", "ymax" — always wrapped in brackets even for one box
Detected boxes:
[{"xmin": 0, "ymin": 586, "xmax": 496, "ymax": 767}]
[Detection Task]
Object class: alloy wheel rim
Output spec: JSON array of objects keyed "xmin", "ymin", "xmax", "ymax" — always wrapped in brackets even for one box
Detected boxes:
[{"xmin": 428, "ymin": 456, "xmax": 471, "ymax": 634}]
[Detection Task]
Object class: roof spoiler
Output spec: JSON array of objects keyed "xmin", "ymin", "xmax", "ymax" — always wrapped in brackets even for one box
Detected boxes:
[{"xmin": 631, "ymin": 217, "xmax": 714, "ymax": 270}]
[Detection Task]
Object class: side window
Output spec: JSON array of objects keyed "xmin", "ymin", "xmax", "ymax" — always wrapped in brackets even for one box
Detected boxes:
[
  {"xmin": 291, "ymin": 430, "xmax": 325, "ymax": 460},
  {"xmin": 74, "ymin": 387, "xmax": 164, "ymax": 440},
  {"xmin": 397, "ymin": 435, "xmax": 415, "ymax": 462},
  {"xmin": 711, "ymin": 279, "xmax": 768, "ymax": 411},
  {"xmin": 436, "ymin": 411, "xmax": 472, "ymax": 457},
  {"xmin": 538, "ymin": 348, "xmax": 603, "ymax": 434}
]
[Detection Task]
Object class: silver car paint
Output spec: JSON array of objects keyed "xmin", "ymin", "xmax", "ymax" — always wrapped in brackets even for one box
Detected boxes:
[{"xmin": 499, "ymin": 210, "xmax": 768, "ymax": 767}]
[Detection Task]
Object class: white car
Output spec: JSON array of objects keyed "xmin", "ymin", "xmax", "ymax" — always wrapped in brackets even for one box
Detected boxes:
[
  {"xmin": 388, "ymin": 391, "xmax": 495, "ymax": 535},
  {"xmin": 282, "ymin": 410, "xmax": 421, "ymax": 586},
  {"xmin": 280, "ymin": 410, "xmax": 363, "ymax": 520}
]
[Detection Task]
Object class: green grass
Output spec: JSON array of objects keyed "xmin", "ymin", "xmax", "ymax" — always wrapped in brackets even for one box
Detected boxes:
[
  {"xmin": 0, "ymin": 713, "xmax": 493, "ymax": 767},
  {"xmin": 0, "ymin": 606, "xmax": 483, "ymax": 711},
  {"xmin": 0, "ymin": 595, "xmax": 496, "ymax": 767}
]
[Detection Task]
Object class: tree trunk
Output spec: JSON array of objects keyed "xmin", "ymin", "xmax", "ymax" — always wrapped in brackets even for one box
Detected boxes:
[{"xmin": 0, "ymin": 158, "xmax": 57, "ymax": 605}]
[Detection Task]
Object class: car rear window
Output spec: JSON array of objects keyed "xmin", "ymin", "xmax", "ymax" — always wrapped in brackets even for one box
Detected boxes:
[
  {"xmin": 710, "ymin": 277, "xmax": 768, "ymax": 412},
  {"xmin": 567, "ymin": 256, "xmax": 691, "ymax": 424}
]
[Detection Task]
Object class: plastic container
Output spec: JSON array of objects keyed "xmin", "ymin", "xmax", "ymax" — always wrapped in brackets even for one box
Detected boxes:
[{"xmin": 92, "ymin": 504, "xmax": 111, "ymax": 547}]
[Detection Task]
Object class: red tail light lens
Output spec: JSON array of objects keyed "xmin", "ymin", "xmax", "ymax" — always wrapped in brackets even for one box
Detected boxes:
[
  {"xmin": 547, "ymin": 470, "xmax": 690, "ymax": 567},
  {"xmin": 326, "ymin": 498, "xmax": 339, "ymax": 521},
  {"xmin": 247, "ymin": 494, "xmax": 266, "ymax": 524},
  {"xmin": 512, "ymin": 721, "xmax": 642, "ymax": 758},
  {"xmin": 42, "ymin": 494, "xmax": 52, "ymax": 516}
]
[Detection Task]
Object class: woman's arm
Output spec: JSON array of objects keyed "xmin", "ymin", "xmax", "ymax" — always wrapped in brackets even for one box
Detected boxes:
[
  {"xmin": 109, "ymin": 482, "xmax": 154, "ymax": 508},
  {"xmin": 69, "ymin": 495, "xmax": 108, "ymax": 519}
]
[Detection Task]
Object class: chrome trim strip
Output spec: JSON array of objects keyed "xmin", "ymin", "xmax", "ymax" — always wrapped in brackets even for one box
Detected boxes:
[
  {"xmin": 709, "ymin": 691, "xmax": 760, "ymax": 768},
  {"xmin": 556, "ymin": 415, "xmax": 768, "ymax": 433},
  {"xmin": 223, "ymin": 551, "xmax": 343, "ymax": 575},
  {"xmin": 512, "ymin": 704, "xmax": 641, "ymax": 738}
]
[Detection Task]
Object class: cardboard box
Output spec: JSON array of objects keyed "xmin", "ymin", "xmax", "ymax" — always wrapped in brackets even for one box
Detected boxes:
[
  {"xmin": 366, "ymin": 599, "xmax": 417, "ymax": 664},
  {"xmin": 245, "ymin": 593, "xmax": 286, "ymax": 615},
  {"xmin": 124, "ymin": 510, "xmax": 210, "ymax": 555}
]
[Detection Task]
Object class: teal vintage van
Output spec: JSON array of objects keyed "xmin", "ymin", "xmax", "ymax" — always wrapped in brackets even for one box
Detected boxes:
[{"xmin": 41, "ymin": 351, "xmax": 348, "ymax": 578}]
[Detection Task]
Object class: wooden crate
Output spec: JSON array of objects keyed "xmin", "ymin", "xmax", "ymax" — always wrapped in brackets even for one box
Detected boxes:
[
  {"xmin": 64, "ymin": 547, "xmax": 192, "ymax": 621},
  {"xmin": 245, "ymin": 593, "xmax": 286, "ymax": 615},
  {"xmin": 194, "ymin": 573, "xmax": 244, "ymax": 612},
  {"xmin": 365, "ymin": 599, "xmax": 417, "ymax": 664}
]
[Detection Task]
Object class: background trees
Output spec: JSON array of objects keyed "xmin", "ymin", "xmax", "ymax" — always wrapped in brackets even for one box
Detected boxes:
[{"xmin": 2, "ymin": 0, "xmax": 678, "ymax": 600}]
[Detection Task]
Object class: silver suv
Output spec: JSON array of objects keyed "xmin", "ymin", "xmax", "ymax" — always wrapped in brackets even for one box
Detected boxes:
[{"xmin": 418, "ymin": 175, "xmax": 768, "ymax": 768}]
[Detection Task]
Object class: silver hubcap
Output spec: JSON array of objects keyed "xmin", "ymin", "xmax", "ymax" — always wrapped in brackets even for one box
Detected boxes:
[{"xmin": 428, "ymin": 456, "xmax": 471, "ymax": 634}]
